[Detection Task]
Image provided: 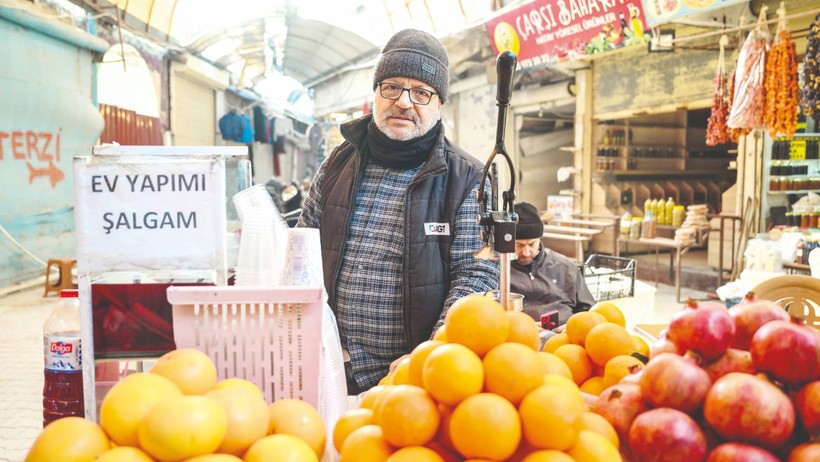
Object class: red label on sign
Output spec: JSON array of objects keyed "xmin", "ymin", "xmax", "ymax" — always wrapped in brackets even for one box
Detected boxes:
[
  {"xmin": 486, "ymin": 0, "xmax": 651, "ymax": 71},
  {"xmin": 50, "ymin": 341, "xmax": 73, "ymax": 354}
]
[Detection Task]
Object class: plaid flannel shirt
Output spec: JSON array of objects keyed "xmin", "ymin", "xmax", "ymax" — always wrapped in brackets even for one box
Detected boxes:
[{"xmin": 298, "ymin": 159, "xmax": 497, "ymax": 389}]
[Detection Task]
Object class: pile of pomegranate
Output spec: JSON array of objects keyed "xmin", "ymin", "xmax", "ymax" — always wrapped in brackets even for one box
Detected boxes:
[{"xmin": 592, "ymin": 294, "xmax": 820, "ymax": 461}]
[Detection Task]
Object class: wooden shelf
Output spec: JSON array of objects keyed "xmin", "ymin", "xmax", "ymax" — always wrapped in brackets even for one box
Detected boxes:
[
  {"xmin": 594, "ymin": 169, "xmax": 736, "ymax": 182},
  {"xmin": 768, "ymin": 189, "xmax": 820, "ymax": 194}
]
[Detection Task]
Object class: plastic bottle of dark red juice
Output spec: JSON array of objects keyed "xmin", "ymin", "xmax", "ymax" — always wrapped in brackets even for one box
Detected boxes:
[{"xmin": 43, "ymin": 289, "xmax": 84, "ymax": 426}]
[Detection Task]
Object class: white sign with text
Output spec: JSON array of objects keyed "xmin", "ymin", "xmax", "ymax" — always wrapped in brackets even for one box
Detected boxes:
[{"xmin": 74, "ymin": 155, "xmax": 227, "ymax": 273}]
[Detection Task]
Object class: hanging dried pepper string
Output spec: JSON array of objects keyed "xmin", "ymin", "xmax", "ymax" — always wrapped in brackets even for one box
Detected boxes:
[
  {"xmin": 707, "ymin": 35, "xmax": 730, "ymax": 145},
  {"xmin": 765, "ymin": 3, "xmax": 798, "ymax": 137},
  {"xmin": 800, "ymin": 12, "xmax": 820, "ymax": 117}
]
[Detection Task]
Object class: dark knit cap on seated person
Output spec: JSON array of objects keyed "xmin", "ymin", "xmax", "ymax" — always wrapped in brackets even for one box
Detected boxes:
[
  {"xmin": 373, "ymin": 29, "xmax": 449, "ymax": 103},
  {"xmin": 514, "ymin": 202, "xmax": 544, "ymax": 240}
]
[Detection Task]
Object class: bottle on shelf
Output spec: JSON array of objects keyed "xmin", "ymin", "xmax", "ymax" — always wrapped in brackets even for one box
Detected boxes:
[
  {"xmin": 43, "ymin": 289, "xmax": 84, "ymax": 427},
  {"xmin": 649, "ymin": 198, "xmax": 659, "ymax": 221},
  {"xmin": 665, "ymin": 197, "xmax": 676, "ymax": 226},
  {"xmin": 630, "ymin": 216, "xmax": 643, "ymax": 240},
  {"xmin": 641, "ymin": 210, "xmax": 657, "ymax": 239},
  {"xmin": 672, "ymin": 205, "xmax": 685, "ymax": 227},
  {"xmin": 657, "ymin": 198, "xmax": 666, "ymax": 225},
  {"xmin": 644, "ymin": 198, "xmax": 651, "ymax": 216},
  {"xmin": 603, "ymin": 129, "xmax": 611, "ymax": 146},
  {"xmin": 620, "ymin": 211, "xmax": 632, "ymax": 238}
]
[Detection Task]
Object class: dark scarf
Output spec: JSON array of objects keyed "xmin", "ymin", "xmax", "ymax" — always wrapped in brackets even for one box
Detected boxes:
[{"xmin": 366, "ymin": 120, "xmax": 442, "ymax": 170}]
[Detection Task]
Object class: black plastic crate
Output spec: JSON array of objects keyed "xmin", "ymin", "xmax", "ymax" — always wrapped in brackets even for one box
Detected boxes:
[{"xmin": 582, "ymin": 254, "xmax": 636, "ymax": 302}]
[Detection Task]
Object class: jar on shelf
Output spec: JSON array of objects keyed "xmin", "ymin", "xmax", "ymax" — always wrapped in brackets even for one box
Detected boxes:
[
  {"xmin": 630, "ymin": 217, "xmax": 642, "ymax": 240},
  {"xmin": 770, "ymin": 177, "xmax": 781, "ymax": 191},
  {"xmin": 672, "ymin": 205, "xmax": 685, "ymax": 227}
]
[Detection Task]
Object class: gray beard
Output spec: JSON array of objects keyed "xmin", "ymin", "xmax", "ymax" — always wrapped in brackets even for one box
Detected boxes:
[{"xmin": 373, "ymin": 107, "xmax": 439, "ymax": 141}]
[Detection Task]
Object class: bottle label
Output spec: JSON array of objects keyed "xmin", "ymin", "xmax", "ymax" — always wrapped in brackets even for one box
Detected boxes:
[{"xmin": 45, "ymin": 335, "xmax": 82, "ymax": 372}]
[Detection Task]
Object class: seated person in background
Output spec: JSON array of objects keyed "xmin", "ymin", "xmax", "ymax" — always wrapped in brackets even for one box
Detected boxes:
[{"xmin": 511, "ymin": 202, "xmax": 596, "ymax": 327}]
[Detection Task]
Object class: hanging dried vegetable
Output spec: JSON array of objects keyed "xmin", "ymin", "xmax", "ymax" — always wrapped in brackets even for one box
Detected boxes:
[
  {"xmin": 727, "ymin": 8, "xmax": 771, "ymax": 130},
  {"xmin": 764, "ymin": 5, "xmax": 798, "ymax": 137},
  {"xmin": 706, "ymin": 35, "xmax": 730, "ymax": 145},
  {"xmin": 800, "ymin": 12, "xmax": 820, "ymax": 116}
]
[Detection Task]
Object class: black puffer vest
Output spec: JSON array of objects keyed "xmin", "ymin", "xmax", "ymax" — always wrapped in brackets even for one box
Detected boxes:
[{"xmin": 320, "ymin": 115, "xmax": 484, "ymax": 349}]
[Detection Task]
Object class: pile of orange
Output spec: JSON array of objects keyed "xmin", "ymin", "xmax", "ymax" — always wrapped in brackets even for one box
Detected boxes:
[
  {"xmin": 25, "ymin": 348, "xmax": 326, "ymax": 462},
  {"xmin": 543, "ymin": 302, "xmax": 648, "ymax": 396},
  {"xmin": 334, "ymin": 294, "xmax": 623, "ymax": 462}
]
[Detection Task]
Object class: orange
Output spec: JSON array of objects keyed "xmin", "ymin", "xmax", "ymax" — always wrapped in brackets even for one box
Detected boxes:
[
  {"xmin": 379, "ymin": 372, "xmax": 395, "ymax": 386},
  {"xmin": 505, "ymin": 311, "xmax": 541, "ymax": 350},
  {"xmin": 137, "ymin": 395, "xmax": 228, "ymax": 461},
  {"xmin": 340, "ymin": 424, "xmax": 395, "ymax": 462},
  {"xmin": 212, "ymin": 377, "xmax": 264, "ymax": 399},
  {"xmin": 391, "ymin": 357, "xmax": 412, "ymax": 385},
  {"xmin": 408, "ymin": 340, "xmax": 445, "ymax": 387},
  {"xmin": 565, "ymin": 311, "xmax": 608, "ymax": 346},
  {"xmin": 205, "ymin": 385, "xmax": 270, "ymax": 456},
  {"xmin": 602, "ymin": 355, "xmax": 645, "ymax": 389},
  {"xmin": 376, "ymin": 384, "xmax": 440, "ymax": 448},
  {"xmin": 631, "ymin": 334, "xmax": 650, "ymax": 357},
  {"xmin": 422, "ymin": 343, "xmax": 484, "ymax": 406},
  {"xmin": 360, "ymin": 385, "xmax": 391, "ymax": 410},
  {"xmin": 245, "ymin": 434, "xmax": 319, "ymax": 462},
  {"xmin": 579, "ymin": 412, "xmax": 619, "ymax": 449},
  {"xmin": 432, "ymin": 326, "xmax": 448, "ymax": 342},
  {"xmin": 584, "ymin": 323, "xmax": 634, "ymax": 367},
  {"xmin": 333, "ymin": 408, "xmax": 374, "ymax": 451},
  {"xmin": 590, "ymin": 301, "xmax": 626, "ymax": 327},
  {"xmin": 543, "ymin": 332, "xmax": 570, "ymax": 353},
  {"xmin": 268, "ymin": 398, "xmax": 327, "ymax": 458},
  {"xmin": 149, "ymin": 348, "xmax": 217, "ymax": 395},
  {"xmin": 94, "ymin": 446, "xmax": 153, "ymax": 462},
  {"xmin": 386, "ymin": 446, "xmax": 446, "ymax": 462},
  {"xmin": 25, "ymin": 416, "xmax": 109, "ymax": 462},
  {"xmin": 483, "ymin": 342, "xmax": 544, "ymax": 405},
  {"xmin": 537, "ymin": 352, "xmax": 574, "ymax": 380},
  {"xmin": 444, "ymin": 294, "xmax": 509, "ymax": 357},
  {"xmin": 522, "ymin": 450, "xmax": 577, "ymax": 462},
  {"xmin": 579, "ymin": 376, "xmax": 605, "ymax": 396},
  {"xmin": 100, "ymin": 372, "xmax": 183, "ymax": 447},
  {"xmin": 425, "ymin": 440, "xmax": 461, "ymax": 462},
  {"xmin": 566, "ymin": 429, "xmax": 622, "ymax": 462},
  {"xmin": 449, "ymin": 393, "xmax": 521, "ymax": 461},
  {"xmin": 542, "ymin": 374, "xmax": 587, "ymax": 411},
  {"xmin": 183, "ymin": 455, "xmax": 244, "ymax": 462},
  {"xmin": 434, "ymin": 403, "xmax": 456, "ymax": 451},
  {"xmin": 552, "ymin": 344, "xmax": 593, "ymax": 385},
  {"xmin": 519, "ymin": 383, "xmax": 584, "ymax": 450}
]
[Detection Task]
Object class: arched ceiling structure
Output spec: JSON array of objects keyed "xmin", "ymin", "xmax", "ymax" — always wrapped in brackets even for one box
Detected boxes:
[{"xmin": 70, "ymin": 0, "xmax": 513, "ymax": 89}]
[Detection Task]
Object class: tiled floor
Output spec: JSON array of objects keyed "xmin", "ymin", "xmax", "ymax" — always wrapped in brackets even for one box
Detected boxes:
[{"xmin": 0, "ymin": 277, "xmax": 708, "ymax": 462}]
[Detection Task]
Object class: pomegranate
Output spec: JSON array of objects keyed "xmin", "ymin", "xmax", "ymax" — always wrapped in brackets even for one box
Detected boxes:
[
  {"xmin": 706, "ymin": 442, "xmax": 779, "ymax": 462},
  {"xmin": 728, "ymin": 299, "xmax": 789, "ymax": 350},
  {"xmin": 702, "ymin": 348, "xmax": 755, "ymax": 383},
  {"xmin": 788, "ymin": 443, "xmax": 820, "ymax": 462},
  {"xmin": 704, "ymin": 372, "xmax": 795, "ymax": 450},
  {"xmin": 591, "ymin": 383, "xmax": 649, "ymax": 438},
  {"xmin": 628, "ymin": 407, "xmax": 707, "ymax": 462},
  {"xmin": 667, "ymin": 299, "xmax": 735, "ymax": 360},
  {"xmin": 640, "ymin": 353, "xmax": 711, "ymax": 415},
  {"xmin": 795, "ymin": 380, "xmax": 820, "ymax": 437},
  {"xmin": 750, "ymin": 320, "xmax": 820, "ymax": 385},
  {"xmin": 650, "ymin": 336, "xmax": 683, "ymax": 360}
]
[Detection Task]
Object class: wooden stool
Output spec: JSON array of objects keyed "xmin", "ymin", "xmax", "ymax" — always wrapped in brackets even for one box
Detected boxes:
[{"xmin": 44, "ymin": 258, "xmax": 77, "ymax": 296}]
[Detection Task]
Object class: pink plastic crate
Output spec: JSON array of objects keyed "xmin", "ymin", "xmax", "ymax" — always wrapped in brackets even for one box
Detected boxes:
[{"xmin": 166, "ymin": 286, "xmax": 324, "ymax": 408}]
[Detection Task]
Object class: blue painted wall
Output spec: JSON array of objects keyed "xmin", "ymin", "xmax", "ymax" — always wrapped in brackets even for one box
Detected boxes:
[{"xmin": 0, "ymin": 8, "xmax": 105, "ymax": 286}]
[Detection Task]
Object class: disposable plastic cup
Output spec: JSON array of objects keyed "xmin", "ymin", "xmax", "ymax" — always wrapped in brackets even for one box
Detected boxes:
[
  {"xmin": 233, "ymin": 184, "xmax": 276, "ymax": 221},
  {"xmin": 282, "ymin": 228, "xmax": 323, "ymax": 286}
]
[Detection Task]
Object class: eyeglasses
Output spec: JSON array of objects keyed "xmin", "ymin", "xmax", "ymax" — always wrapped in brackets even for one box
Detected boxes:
[{"xmin": 377, "ymin": 82, "xmax": 438, "ymax": 105}]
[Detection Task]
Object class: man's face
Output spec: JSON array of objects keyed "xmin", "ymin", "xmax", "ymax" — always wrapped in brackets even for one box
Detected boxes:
[
  {"xmin": 515, "ymin": 238, "xmax": 541, "ymax": 265},
  {"xmin": 373, "ymin": 77, "xmax": 442, "ymax": 141}
]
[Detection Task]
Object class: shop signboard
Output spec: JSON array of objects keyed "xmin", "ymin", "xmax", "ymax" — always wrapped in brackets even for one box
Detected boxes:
[
  {"xmin": 485, "ymin": 0, "xmax": 651, "ymax": 72},
  {"xmin": 74, "ymin": 147, "xmax": 230, "ymax": 276},
  {"xmin": 642, "ymin": 0, "xmax": 748, "ymax": 27}
]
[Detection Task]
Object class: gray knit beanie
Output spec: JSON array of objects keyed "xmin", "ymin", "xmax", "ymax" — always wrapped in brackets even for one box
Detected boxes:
[{"xmin": 373, "ymin": 29, "xmax": 449, "ymax": 103}]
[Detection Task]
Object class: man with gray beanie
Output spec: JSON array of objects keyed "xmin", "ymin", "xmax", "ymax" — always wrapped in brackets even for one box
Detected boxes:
[
  {"xmin": 510, "ymin": 202, "xmax": 595, "ymax": 328},
  {"xmin": 298, "ymin": 29, "xmax": 498, "ymax": 394}
]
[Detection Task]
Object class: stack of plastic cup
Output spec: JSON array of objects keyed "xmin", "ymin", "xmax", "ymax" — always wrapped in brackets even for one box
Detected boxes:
[
  {"xmin": 232, "ymin": 185, "xmax": 287, "ymax": 287},
  {"xmin": 282, "ymin": 228, "xmax": 323, "ymax": 287}
]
